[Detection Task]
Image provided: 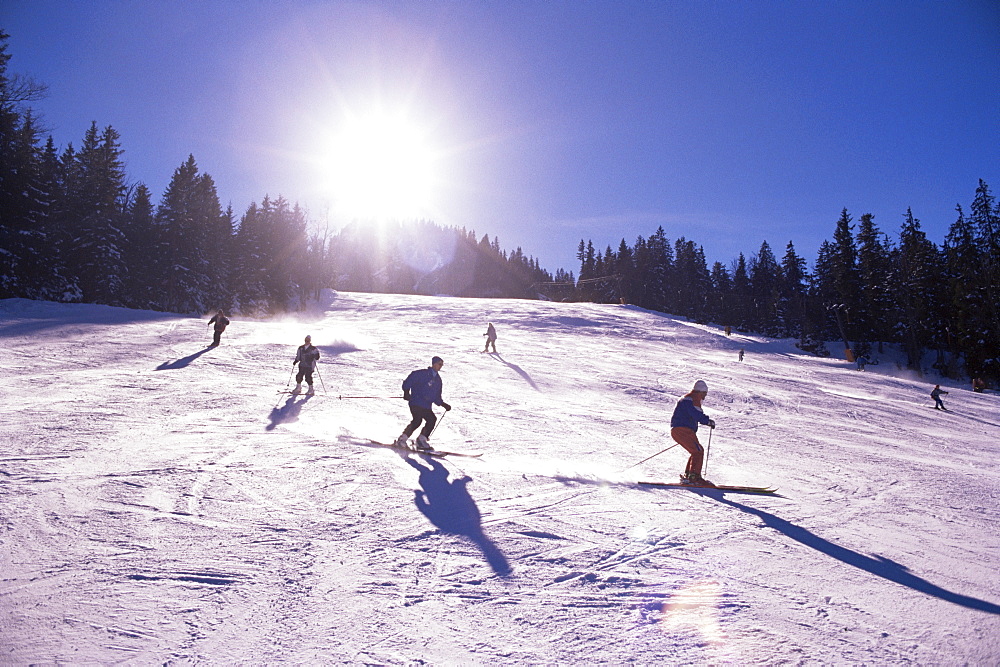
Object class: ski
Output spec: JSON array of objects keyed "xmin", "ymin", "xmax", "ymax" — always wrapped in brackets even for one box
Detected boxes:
[
  {"xmin": 638, "ymin": 480, "xmax": 777, "ymax": 494},
  {"xmin": 367, "ymin": 440, "xmax": 483, "ymax": 458}
]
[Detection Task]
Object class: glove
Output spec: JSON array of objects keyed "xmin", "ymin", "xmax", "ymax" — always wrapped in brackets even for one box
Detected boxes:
[
  {"xmin": 441, "ymin": 402, "xmax": 452, "ymax": 411},
  {"xmin": 403, "ymin": 391, "xmax": 410, "ymax": 400},
  {"xmin": 707, "ymin": 419, "xmax": 716, "ymax": 429}
]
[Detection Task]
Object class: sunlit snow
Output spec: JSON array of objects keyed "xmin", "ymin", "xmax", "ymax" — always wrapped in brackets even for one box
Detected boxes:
[{"xmin": 1, "ymin": 291, "xmax": 997, "ymax": 663}]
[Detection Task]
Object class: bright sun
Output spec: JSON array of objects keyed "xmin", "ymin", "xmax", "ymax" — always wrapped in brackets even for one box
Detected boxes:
[{"xmin": 325, "ymin": 110, "xmax": 439, "ymax": 222}]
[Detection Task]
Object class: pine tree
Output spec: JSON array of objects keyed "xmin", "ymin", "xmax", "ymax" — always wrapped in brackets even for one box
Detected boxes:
[
  {"xmin": 855, "ymin": 213, "xmax": 894, "ymax": 351},
  {"xmin": 969, "ymin": 180, "xmax": 1000, "ymax": 378},
  {"xmin": 0, "ymin": 31, "xmax": 51, "ymax": 298},
  {"xmin": 943, "ymin": 204, "xmax": 985, "ymax": 375},
  {"xmin": 645, "ymin": 226, "xmax": 672, "ymax": 313},
  {"xmin": 121, "ymin": 183, "xmax": 157, "ymax": 307},
  {"xmin": 730, "ymin": 253, "xmax": 750, "ymax": 329},
  {"xmin": 673, "ymin": 238, "xmax": 709, "ymax": 320},
  {"xmin": 748, "ymin": 240, "xmax": 782, "ymax": 334},
  {"xmin": 708, "ymin": 261, "xmax": 733, "ymax": 325},
  {"xmin": 615, "ymin": 238, "xmax": 634, "ymax": 303},
  {"xmin": 155, "ymin": 155, "xmax": 227, "ymax": 313},
  {"xmin": 64, "ymin": 122, "xmax": 129, "ymax": 304},
  {"xmin": 829, "ymin": 208, "xmax": 860, "ymax": 312},
  {"xmin": 893, "ymin": 208, "xmax": 942, "ymax": 369},
  {"xmin": 0, "ymin": 110, "xmax": 45, "ymax": 297}
]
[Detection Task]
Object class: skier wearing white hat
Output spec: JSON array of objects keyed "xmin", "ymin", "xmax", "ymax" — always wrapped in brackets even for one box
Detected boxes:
[
  {"xmin": 669, "ymin": 380, "xmax": 716, "ymax": 486},
  {"xmin": 291, "ymin": 335, "xmax": 321, "ymax": 395}
]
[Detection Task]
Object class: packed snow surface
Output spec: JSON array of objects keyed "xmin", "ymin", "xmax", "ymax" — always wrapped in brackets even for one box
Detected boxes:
[{"xmin": 1, "ymin": 291, "xmax": 998, "ymax": 664}]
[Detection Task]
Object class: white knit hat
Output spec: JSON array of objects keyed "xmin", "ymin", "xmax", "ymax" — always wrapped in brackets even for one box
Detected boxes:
[{"xmin": 693, "ymin": 380, "xmax": 709, "ymax": 393}]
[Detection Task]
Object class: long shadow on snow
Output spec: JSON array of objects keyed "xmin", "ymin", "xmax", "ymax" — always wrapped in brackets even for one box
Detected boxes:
[
  {"xmin": 266, "ymin": 395, "xmax": 314, "ymax": 431},
  {"xmin": 487, "ymin": 352, "xmax": 539, "ymax": 391},
  {"xmin": 719, "ymin": 497, "xmax": 1000, "ymax": 615},
  {"xmin": 942, "ymin": 409, "xmax": 1000, "ymax": 429},
  {"xmin": 155, "ymin": 346, "xmax": 213, "ymax": 370},
  {"xmin": 405, "ymin": 456, "xmax": 512, "ymax": 578}
]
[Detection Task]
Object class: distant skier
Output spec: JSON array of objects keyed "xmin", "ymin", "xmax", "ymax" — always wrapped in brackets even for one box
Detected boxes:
[
  {"xmin": 856, "ymin": 355, "xmax": 868, "ymax": 371},
  {"xmin": 972, "ymin": 377, "xmax": 986, "ymax": 393},
  {"xmin": 670, "ymin": 380, "xmax": 716, "ymax": 486},
  {"xmin": 738, "ymin": 348, "xmax": 744, "ymax": 362},
  {"xmin": 931, "ymin": 384, "xmax": 949, "ymax": 410},
  {"xmin": 291, "ymin": 335, "xmax": 321, "ymax": 395},
  {"xmin": 396, "ymin": 356, "xmax": 452, "ymax": 450},
  {"xmin": 483, "ymin": 322, "xmax": 497, "ymax": 353},
  {"xmin": 207, "ymin": 309, "xmax": 230, "ymax": 347}
]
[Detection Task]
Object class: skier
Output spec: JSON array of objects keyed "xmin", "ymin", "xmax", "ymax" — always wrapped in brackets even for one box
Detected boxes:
[
  {"xmin": 856, "ymin": 355, "xmax": 868, "ymax": 371},
  {"xmin": 207, "ymin": 309, "xmax": 230, "ymax": 347},
  {"xmin": 738, "ymin": 348, "xmax": 745, "ymax": 362},
  {"xmin": 483, "ymin": 322, "xmax": 497, "ymax": 353},
  {"xmin": 931, "ymin": 384, "xmax": 948, "ymax": 410},
  {"xmin": 670, "ymin": 380, "xmax": 716, "ymax": 486},
  {"xmin": 291, "ymin": 335, "xmax": 321, "ymax": 395},
  {"xmin": 396, "ymin": 356, "xmax": 452, "ymax": 450},
  {"xmin": 972, "ymin": 377, "xmax": 986, "ymax": 393}
]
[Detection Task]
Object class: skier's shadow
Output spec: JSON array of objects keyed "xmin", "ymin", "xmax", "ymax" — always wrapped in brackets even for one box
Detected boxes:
[
  {"xmin": 155, "ymin": 346, "xmax": 213, "ymax": 370},
  {"xmin": 946, "ymin": 410, "xmax": 1000, "ymax": 429},
  {"xmin": 406, "ymin": 456, "xmax": 512, "ymax": 578},
  {"xmin": 720, "ymin": 497, "xmax": 1000, "ymax": 615},
  {"xmin": 265, "ymin": 395, "xmax": 312, "ymax": 431},
  {"xmin": 488, "ymin": 353, "xmax": 539, "ymax": 391}
]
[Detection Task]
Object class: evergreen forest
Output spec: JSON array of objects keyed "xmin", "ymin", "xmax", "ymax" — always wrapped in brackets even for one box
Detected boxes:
[{"xmin": 1, "ymin": 32, "xmax": 997, "ymax": 381}]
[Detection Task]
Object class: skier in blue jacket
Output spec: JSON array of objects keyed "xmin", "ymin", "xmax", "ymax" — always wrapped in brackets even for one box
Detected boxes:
[
  {"xmin": 396, "ymin": 356, "xmax": 452, "ymax": 450},
  {"xmin": 670, "ymin": 379, "xmax": 716, "ymax": 486}
]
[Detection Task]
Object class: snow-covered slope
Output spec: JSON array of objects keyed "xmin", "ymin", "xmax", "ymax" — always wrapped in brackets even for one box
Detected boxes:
[{"xmin": 1, "ymin": 292, "xmax": 998, "ymax": 664}]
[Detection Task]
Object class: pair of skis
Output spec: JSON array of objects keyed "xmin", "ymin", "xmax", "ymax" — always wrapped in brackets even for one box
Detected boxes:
[
  {"xmin": 364, "ymin": 441, "xmax": 773, "ymax": 492},
  {"xmin": 367, "ymin": 439, "xmax": 483, "ymax": 459},
  {"xmin": 638, "ymin": 480, "xmax": 776, "ymax": 494}
]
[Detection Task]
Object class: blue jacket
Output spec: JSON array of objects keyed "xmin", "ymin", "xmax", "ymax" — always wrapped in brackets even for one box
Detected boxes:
[
  {"xmin": 670, "ymin": 395, "xmax": 712, "ymax": 431},
  {"xmin": 402, "ymin": 367, "xmax": 443, "ymax": 409}
]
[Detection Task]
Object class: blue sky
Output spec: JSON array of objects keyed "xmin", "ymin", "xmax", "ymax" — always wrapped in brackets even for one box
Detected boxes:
[{"xmin": 3, "ymin": 0, "xmax": 998, "ymax": 276}]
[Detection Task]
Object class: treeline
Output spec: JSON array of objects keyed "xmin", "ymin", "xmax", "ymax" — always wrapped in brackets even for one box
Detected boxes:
[
  {"xmin": 3, "ymin": 31, "xmax": 997, "ymax": 378},
  {"xmin": 0, "ymin": 32, "xmax": 552, "ymax": 313},
  {"xmin": 330, "ymin": 220, "xmax": 556, "ymax": 299},
  {"xmin": 568, "ymin": 186, "xmax": 1000, "ymax": 381}
]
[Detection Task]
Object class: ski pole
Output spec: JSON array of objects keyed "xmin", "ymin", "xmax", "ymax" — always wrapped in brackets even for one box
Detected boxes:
[
  {"xmin": 283, "ymin": 366, "xmax": 295, "ymax": 390},
  {"xmin": 336, "ymin": 395, "xmax": 405, "ymax": 400},
  {"xmin": 704, "ymin": 427, "xmax": 714, "ymax": 477},
  {"xmin": 430, "ymin": 409, "xmax": 448, "ymax": 438},
  {"xmin": 622, "ymin": 443, "xmax": 679, "ymax": 471},
  {"xmin": 315, "ymin": 365, "xmax": 328, "ymax": 394}
]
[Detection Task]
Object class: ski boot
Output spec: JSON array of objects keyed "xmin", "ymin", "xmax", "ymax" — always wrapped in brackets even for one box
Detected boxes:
[
  {"xmin": 394, "ymin": 433, "xmax": 410, "ymax": 448},
  {"xmin": 305, "ymin": 384, "xmax": 315, "ymax": 395},
  {"xmin": 415, "ymin": 435, "xmax": 433, "ymax": 451},
  {"xmin": 680, "ymin": 473, "xmax": 716, "ymax": 488},
  {"xmin": 291, "ymin": 383, "xmax": 302, "ymax": 395}
]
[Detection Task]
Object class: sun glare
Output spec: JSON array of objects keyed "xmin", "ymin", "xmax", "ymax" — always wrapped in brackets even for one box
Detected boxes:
[{"xmin": 325, "ymin": 110, "xmax": 439, "ymax": 222}]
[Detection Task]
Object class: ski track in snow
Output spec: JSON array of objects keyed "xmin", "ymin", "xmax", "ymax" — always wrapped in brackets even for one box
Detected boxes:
[{"xmin": 1, "ymin": 292, "xmax": 998, "ymax": 664}]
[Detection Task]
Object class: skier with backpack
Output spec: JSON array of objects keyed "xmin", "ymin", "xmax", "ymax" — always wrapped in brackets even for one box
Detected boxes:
[{"xmin": 396, "ymin": 356, "xmax": 452, "ymax": 450}]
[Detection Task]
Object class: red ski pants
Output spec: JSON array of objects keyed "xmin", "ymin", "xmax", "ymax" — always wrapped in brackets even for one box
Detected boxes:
[{"xmin": 671, "ymin": 427, "xmax": 704, "ymax": 477}]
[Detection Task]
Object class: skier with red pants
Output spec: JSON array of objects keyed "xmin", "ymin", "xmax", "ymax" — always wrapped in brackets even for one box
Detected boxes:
[{"xmin": 670, "ymin": 380, "xmax": 716, "ymax": 486}]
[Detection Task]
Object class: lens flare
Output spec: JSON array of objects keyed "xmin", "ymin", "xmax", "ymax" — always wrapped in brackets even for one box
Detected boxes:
[{"xmin": 660, "ymin": 579, "xmax": 727, "ymax": 646}]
